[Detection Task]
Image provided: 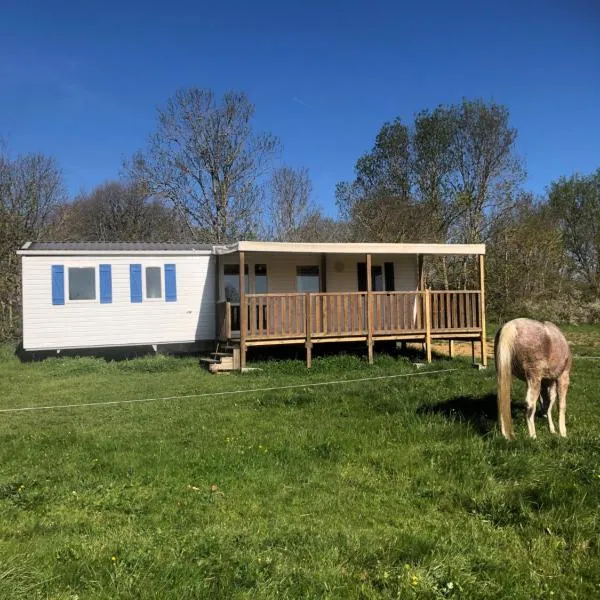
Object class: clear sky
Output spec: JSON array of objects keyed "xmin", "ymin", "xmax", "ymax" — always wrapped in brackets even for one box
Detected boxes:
[{"xmin": 1, "ymin": 0, "xmax": 599, "ymax": 216}]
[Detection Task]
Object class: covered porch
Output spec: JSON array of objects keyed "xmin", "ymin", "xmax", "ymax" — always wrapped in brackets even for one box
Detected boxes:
[{"xmin": 214, "ymin": 242, "xmax": 487, "ymax": 370}]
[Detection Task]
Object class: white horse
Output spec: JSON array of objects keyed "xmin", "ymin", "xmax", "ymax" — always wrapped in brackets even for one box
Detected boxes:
[{"xmin": 495, "ymin": 318, "xmax": 572, "ymax": 440}]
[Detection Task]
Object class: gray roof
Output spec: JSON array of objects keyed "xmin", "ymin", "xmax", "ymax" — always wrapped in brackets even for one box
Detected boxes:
[{"xmin": 24, "ymin": 241, "xmax": 213, "ymax": 251}]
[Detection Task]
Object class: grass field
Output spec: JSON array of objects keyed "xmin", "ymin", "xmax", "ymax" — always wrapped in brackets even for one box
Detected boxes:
[{"xmin": 1, "ymin": 327, "xmax": 600, "ymax": 599}]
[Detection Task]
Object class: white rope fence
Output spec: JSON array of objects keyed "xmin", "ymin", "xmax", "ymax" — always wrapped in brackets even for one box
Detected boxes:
[{"xmin": 0, "ymin": 367, "xmax": 460, "ymax": 414}]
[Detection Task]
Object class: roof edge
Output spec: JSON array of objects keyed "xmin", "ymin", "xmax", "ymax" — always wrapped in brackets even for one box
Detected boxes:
[{"xmin": 233, "ymin": 241, "xmax": 486, "ymax": 256}]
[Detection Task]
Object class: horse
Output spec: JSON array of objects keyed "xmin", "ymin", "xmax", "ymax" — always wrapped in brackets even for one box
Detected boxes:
[{"xmin": 494, "ymin": 318, "xmax": 572, "ymax": 440}]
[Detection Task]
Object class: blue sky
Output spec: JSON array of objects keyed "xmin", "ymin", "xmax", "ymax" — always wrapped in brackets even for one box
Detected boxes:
[{"xmin": 1, "ymin": 0, "xmax": 599, "ymax": 216}]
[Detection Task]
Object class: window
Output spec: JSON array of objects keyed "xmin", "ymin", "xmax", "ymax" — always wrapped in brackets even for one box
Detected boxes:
[
  {"xmin": 255, "ymin": 264, "xmax": 268, "ymax": 293},
  {"xmin": 384, "ymin": 262, "xmax": 395, "ymax": 292},
  {"xmin": 224, "ymin": 264, "xmax": 248, "ymax": 303},
  {"xmin": 130, "ymin": 264, "xmax": 176, "ymax": 303},
  {"xmin": 68, "ymin": 267, "xmax": 96, "ymax": 300},
  {"xmin": 296, "ymin": 266, "xmax": 320, "ymax": 292},
  {"xmin": 357, "ymin": 263, "xmax": 386, "ymax": 292},
  {"xmin": 146, "ymin": 267, "xmax": 162, "ymax": 299}
]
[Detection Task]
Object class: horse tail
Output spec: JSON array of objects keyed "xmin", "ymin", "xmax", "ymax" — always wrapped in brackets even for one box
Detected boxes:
[{"xmin": 495, "ymin": 321, "xmax": 517, "ymax": 440}]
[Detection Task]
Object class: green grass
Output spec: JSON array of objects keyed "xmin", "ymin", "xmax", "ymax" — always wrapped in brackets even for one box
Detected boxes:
[{"xmin": 1, "ymin": 332, "xmax": 600, "ymax": 599}]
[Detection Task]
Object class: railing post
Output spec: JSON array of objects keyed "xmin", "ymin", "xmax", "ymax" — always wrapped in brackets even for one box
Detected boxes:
[
  {"xmin": 366, "ymin": 253, "xmax": 373, "ymax": 364},
  {"xmin": 425, "ymin": 288, "xmax": 432, "ymax": 363},
  {"xmin": 226, "ymin": 301, "xmax": 232, "ymax": 340},
  {"xmin": 305, "ymin": 293, "xmax": 312, "ymax": 368},
  {"xmin": 239, "ymin": 251, "xmax": 246, "ymax": 371},
  {"xmin": 478, "ymin": 254, "xmax": 487, "ymax": 367}
]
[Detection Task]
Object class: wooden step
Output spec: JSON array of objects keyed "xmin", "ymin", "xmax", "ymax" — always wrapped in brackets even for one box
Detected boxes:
[
  {"xmin": 200, "ymin": 357, "xmax": 220, "ymax": 365},
  {"xmin": 209, "ymin": 357, "xmax": 234, "ymax": 373},
  {"xmin": 212, "ymin": 351, "xmax": 233, "ymax": 357}
]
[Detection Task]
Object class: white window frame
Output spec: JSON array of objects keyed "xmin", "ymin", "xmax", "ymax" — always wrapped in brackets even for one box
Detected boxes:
[
  {"xmin": 66, "ymin": 266, "xmax": 98, "ymax": 303},
  {"xmin": 143, "ymin": 264, "xmax": 164, "ymax": 302},
  {"xmin": 253, "ymin": 263, "xmax": 268, "ymax": 294},
  {"xmin": 296, "ymin": 265, "xmax": 320, "ymax": 293}
]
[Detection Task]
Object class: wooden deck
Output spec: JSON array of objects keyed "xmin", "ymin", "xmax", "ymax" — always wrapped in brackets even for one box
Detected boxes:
[{"xmin": 217, "ymin": 289, "xmax": 484, "ymax": 367}]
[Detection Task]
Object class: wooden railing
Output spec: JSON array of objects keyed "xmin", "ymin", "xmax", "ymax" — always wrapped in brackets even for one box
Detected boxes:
[
  {"xmin": 222, "ymin": 290, "xmax": 481, "ymax": 342},
  {"xmin": 430, "ymin": 291, "xmax": 480, "ymax": 332},
  {"xmin": 309, "ymin": 292, "xmax": 368, "ymax": 337},
  {"xmin": 372, "ymin": 292, "xmax": 425, "ymax": 334},
  {"xmin": 247, "ymin": 293, "xmax": 306, "ymax": 339}
]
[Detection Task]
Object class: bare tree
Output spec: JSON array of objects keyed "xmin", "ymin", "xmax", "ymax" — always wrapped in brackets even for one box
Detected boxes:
[
  {"xmin": 129, "ymin": 88, "xmax": 280, "ymax": 243},
  {"xmin": 0, "ymin": 149, "xmax": 66, "ymax": 339},
  {"xmin": 267, "ymin": 166, "xmax": 317, "ymax": 241}
]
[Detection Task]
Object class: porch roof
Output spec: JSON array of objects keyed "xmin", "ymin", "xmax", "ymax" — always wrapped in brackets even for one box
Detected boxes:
[{"xmin": 215, "ymin": 241, "xmax": 485, "ymax": 256}]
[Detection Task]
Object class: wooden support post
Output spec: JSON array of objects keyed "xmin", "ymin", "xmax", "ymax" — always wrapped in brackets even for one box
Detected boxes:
[
  {"xmin": 215, "ymin": 254, "xmax": 223, "ymax": 341},
  {"xmin": 366, "ymin": 253, "xmax": 374, "ymax": 364},
  {"xmin": 239, "ymin": 251, "xmax": 246, "ymax": 371},
  {"xmin": 478, "ymin": 254, "xmax": 488, "ymax": 367},
  {"xmin": 448, "ymin": 339, "xmax": 454, "ymax": 359},
  {"xmin": 471, "ymin": 340, "xmax": 476, "ymax": 364},
  {"xmin": 305, "ymin": 293, "xmax": 312, "ymax": 368},
  {"xmin": 425, "ymin": 288, "xmax": 432, "ymax": 363}
]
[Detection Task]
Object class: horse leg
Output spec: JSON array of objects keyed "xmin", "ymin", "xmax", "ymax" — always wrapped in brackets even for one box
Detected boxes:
[
  {"xmin": 546, "ymin": 381, "xmax": 558, "ymax": 435},
  {"xmin": 557, "ymin": 371, "xmax": 570, "ymax": 438},
  {"xmin": 525, "ymin": 379, "xmax": 541, "ymax": 439}
]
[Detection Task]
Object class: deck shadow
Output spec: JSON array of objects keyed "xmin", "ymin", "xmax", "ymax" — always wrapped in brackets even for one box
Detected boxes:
[
  {"xmin": 246, "ymin": 340, "xmax": 423, "ymax": 363},
  {"xmin": 418, "ymin": 393, "xmax": 527, "ymax": 436}
]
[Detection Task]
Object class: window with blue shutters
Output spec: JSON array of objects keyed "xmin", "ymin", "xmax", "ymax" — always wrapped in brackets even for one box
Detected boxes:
[
  {"xmin": 130, "ymin": 263, "xmax": 177, "ymax": 303},
  {"xmin": 51, "ymin": 265, "xmax": 65, "ymax": 305}
]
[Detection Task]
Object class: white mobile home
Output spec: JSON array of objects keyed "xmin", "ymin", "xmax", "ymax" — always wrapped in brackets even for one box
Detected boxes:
[
  {"xmin": 18, "ymin": 242, "xmax": 215, "ymax": 352},
  {"xmin": 18, "ymin": 241, "xmax": 487, "ymax": 369}
]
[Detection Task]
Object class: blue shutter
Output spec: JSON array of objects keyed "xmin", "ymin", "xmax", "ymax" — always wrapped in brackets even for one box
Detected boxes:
[
  {"xmin": 100, "ymin": 264, "xmax": 112, "ymax": 304},
  {"xmin": 165, "ymin": 264, "xmax": 177, "ymax": 302},
  {"xmin": 51, "ymin": 265, "xmax": 65, "ymax": 305},
  {"xmin": 130, "ymin": 264, "xmax": 142, "ymax": 303}
]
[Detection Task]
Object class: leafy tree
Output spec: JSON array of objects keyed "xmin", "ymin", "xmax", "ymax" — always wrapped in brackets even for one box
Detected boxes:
[
  {"xmin": 548, "ymin": 169, "xmax": 600, "ymax": 297},
  {"xmin": 445, "ymin": 100, "xmax": 524, "ymax": 245},
  {"xmin": 486, "ymin": 194, "xmax": 565, "ymax": 319},
  {"xmin": 56, "ymin": 180, "xmax": 186, "ymax": 242},
  {"xmin": 130, "ymin": 88, "xmax": 280, "ymax": 243},
  {"xmin": 335, "ymin": 119, "xmax": 424, "ymax": 242}
]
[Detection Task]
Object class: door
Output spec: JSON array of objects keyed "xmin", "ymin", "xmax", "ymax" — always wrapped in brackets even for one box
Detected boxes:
[{"xmin": 223, "ymin": 264, "xmax": 248, "ymax": 335}]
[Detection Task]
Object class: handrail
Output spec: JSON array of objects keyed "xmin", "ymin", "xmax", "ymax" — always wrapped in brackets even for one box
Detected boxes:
[
  {"xmin": 240, "ymin": 290, "xmax": 481, "ymax": 340},
  {"xmin": 216, "ymin": 300, "xmax": 231, "ymax": 341}
]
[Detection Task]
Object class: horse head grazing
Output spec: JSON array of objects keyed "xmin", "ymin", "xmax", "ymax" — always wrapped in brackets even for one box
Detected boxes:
[{"xmin": 494, "ymin": 318, "xmax": 572, "ymax": 440}]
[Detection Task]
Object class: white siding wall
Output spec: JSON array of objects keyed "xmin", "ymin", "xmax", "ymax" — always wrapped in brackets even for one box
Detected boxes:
[
  {"xmin": 222, "ymin": 253, "xmax": 322, "ymax": 295},
  {"xmin": 326, "ymin": 254, "xmax": 418, "ymax": 292},
  {"xmin": 221, "ymin": 253, "xmax": 418, "ymax": 294},
  {"xmin": 22, "ymin": 254, "xmax": 216, "ymax": 350}
]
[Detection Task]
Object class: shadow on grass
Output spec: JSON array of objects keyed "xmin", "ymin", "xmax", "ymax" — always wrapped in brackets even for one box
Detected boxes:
[
  {"xmin": 419, "ymin": 393, "xmax": 528, "ymax": 436},
  {"xmin": 14, "ymin": 341, "xmax": 208, "ymax": 363}
]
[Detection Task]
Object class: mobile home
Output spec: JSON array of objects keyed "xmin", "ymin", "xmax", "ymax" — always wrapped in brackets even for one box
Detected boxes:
[{"xmin": 18, "ymin": 241, "xmax": 487, "ymax": 369}]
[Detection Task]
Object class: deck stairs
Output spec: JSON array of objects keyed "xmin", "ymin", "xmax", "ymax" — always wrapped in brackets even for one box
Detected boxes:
[{"xmin": 199, "ymin": 341, "xmax": 240, "ymax": 373}]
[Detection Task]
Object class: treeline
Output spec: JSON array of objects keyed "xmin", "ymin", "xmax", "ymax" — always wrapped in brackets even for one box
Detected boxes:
[{"xmin": 1, "ymin": 89, "xmax": 599, "ymax": 341}]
